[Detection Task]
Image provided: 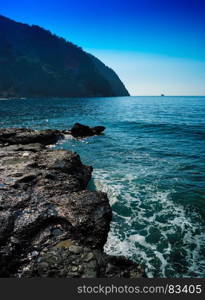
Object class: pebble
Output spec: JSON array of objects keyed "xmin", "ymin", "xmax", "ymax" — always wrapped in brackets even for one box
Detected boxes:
[
  {"xmin": 31, "ymin": 251, "xmax": 39, "ymax": 257},
  {"xmin": 83, "ymin": 252, "xmax": 94, "ymax": 262},
  {"xmin": 69, "ymin": 245, "xmax": 82, "ymax": 254}
]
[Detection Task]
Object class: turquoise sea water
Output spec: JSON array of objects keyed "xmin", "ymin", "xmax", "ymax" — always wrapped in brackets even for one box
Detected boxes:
[{"xmin": 1, "ymin": 96, "xmax": 205, "ymax": 277}]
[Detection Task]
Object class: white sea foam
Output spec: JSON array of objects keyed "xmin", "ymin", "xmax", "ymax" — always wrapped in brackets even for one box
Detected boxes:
[
  {"xmin": 93, "ymin": 168, "xmax": 205, "ymax": 278},
  {"xmin": 93, "ymin": 169, "xmax": 123, "ymax": 206}
]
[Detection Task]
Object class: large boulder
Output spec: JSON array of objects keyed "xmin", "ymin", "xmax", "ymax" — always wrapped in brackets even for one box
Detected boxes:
[
  {"xmin": 0, "ymin": 127, "xmax": 145, "ymax": 278},
  {"xmin": 20, "ymin": 242, "xmax": 146, "ymax": 278},
  {"xmin": 70, "ymin": 123, "xmax": 105, "ymax": 138},
  {"xmin": 92, "ymin": 126, "xmax": 106, "ymax": 135}
]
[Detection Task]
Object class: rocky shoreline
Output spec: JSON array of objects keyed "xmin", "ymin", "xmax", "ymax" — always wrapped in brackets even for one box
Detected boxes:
[{"xmin": 0, "ymin": 127, "xmax": 145, "ymax": 278}]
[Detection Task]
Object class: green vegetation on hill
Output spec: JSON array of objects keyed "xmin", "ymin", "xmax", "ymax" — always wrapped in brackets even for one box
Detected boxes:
[{"xmin": 0, "ymin": 15, "xmax": 129, "ymax": 98}]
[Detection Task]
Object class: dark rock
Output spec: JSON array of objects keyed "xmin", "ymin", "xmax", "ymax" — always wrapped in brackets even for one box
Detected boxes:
[
  {"xmin": 0, "ymin": 127, "xmax": 145, "ymax": 278},
  {"xmin": 0, "ymin": 211, "xmax": 14, "ymax": 244},
  {"xmin": 92, "ymin": 126, "xmax": 105, "ymax": 135},
  {"xmin": 98, "ymin": 255, "xmax": 146, "ymax": 278},
  {"xmin": 71, "ymin": 123, "xmax": 94, "ymax": 138},
  {"xmin": 0, "ymin": 128, "xmax": 63, "ymax": 146},
  {"xmin": 20, "ymin": 242, "xmax": 146, "ymax": 278},
  {"xmin": 70, "ymin": 123, "xmax": 105, "ymax": 138}
]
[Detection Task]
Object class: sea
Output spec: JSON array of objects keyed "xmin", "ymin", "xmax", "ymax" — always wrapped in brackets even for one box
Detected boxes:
[{"xmin": 1, "ymin": 96, "xmax": 205, "ymax": 278}]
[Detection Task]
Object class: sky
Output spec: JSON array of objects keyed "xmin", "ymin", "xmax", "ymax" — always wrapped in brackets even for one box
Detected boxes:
[{"xmin": 0, "ymin": 0, "xmax": 205, "ymax": 95}]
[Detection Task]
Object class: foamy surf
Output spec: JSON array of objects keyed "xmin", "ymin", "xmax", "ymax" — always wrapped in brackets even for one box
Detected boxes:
[{"xmin": 93, "ymin": 168, "xmax": 205, "ymax": 278}]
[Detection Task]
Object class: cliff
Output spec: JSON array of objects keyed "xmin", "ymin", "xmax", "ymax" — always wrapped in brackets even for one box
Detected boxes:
[
  {"xmin": 0, "ymin": 127, "xmax": 145, "ymax": 278},
  {"xmin": 0, "ymin": 15, "xmax": 129, "ymax": 98}
]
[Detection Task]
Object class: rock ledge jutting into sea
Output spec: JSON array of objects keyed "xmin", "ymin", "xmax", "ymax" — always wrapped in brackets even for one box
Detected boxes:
[{"xmin": 0, "ymin": 128, "xmax": 145, "ymax": 278}]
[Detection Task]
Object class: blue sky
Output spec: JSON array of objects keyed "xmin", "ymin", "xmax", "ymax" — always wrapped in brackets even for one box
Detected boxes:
[{"xmin": 1, "ymin": 0, "xmax": 205, "ymax": 95}]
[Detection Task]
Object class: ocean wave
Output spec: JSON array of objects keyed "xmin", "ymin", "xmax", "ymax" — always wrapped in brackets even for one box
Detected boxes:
[
  {"xmin": 93, "ymin": 169, "xmax": 205, "ymax": 278},
  {"xmin": 118, "ymin": 121, "xmax": 205, "ymax": 140}
]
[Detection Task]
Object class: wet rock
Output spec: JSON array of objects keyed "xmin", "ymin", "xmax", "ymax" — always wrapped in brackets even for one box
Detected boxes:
[
  {"xmin": 55, "ymin": 190, "xmax": 111, "ymax": 248},
  {"xmin": 1, "ymin": 143, "xmax": 43, "ymax": 152},
  {"xmin": 0, "ymin": 127, "xmax": 145, "ymax": 278},
  {"xmin": 52, "ymin": 228, "xmax": 63, "ymax": 237},
  {"xmin": 71, "ymin": 123, "xmax": 93, "ymax": 138},
  {"xmin": 0, "ymin": 137, "xmax": 111, "ymax": 276},
  {"xmin": 54, "ymin": 239, "xmax": 73, "ymax": 249},
  {"xmin": 83, "ymin": 252, "xmax": 94, "ymax": 262},
  {"xmin": 92, "ymin": 126, "xmax": 105, "ymax": 135},
  {"xmin": 98, "ymin": 255, "xmax": 146, "ymax": 278},
  {"xmin": 0, "ymin": 211, "xmax": 14, "ymax": 243},
  {"xmin": 70, "ymin": 123, "xmax": 105, "ymax": 138},
  {"xmin": 20, "ymin": 243, "xmax": 146, "ymax": 278}
]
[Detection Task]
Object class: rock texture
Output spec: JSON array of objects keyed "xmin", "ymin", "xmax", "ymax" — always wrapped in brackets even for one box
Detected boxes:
[
  {"xmin": 21, "ymin": 242, "xmax": 145, "ymax": 278},
  {"xmin": 0, "ymin": 128, "xmax": 63, "ymax": 146},
  {"xmin": 0, "ymin": 127, "xmax": 145, "ymax": 278}
]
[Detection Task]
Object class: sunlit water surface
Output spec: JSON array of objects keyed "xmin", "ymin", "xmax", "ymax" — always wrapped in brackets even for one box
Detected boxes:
[{"xmin": 1, "ymin": 96, "xmax": 205, "ymax": 277}]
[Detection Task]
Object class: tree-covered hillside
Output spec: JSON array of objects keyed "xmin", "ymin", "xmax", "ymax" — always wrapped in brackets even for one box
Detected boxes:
[{"xmin": 0, "ymin": 15, "xmax": 129, "ymax": 98}]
